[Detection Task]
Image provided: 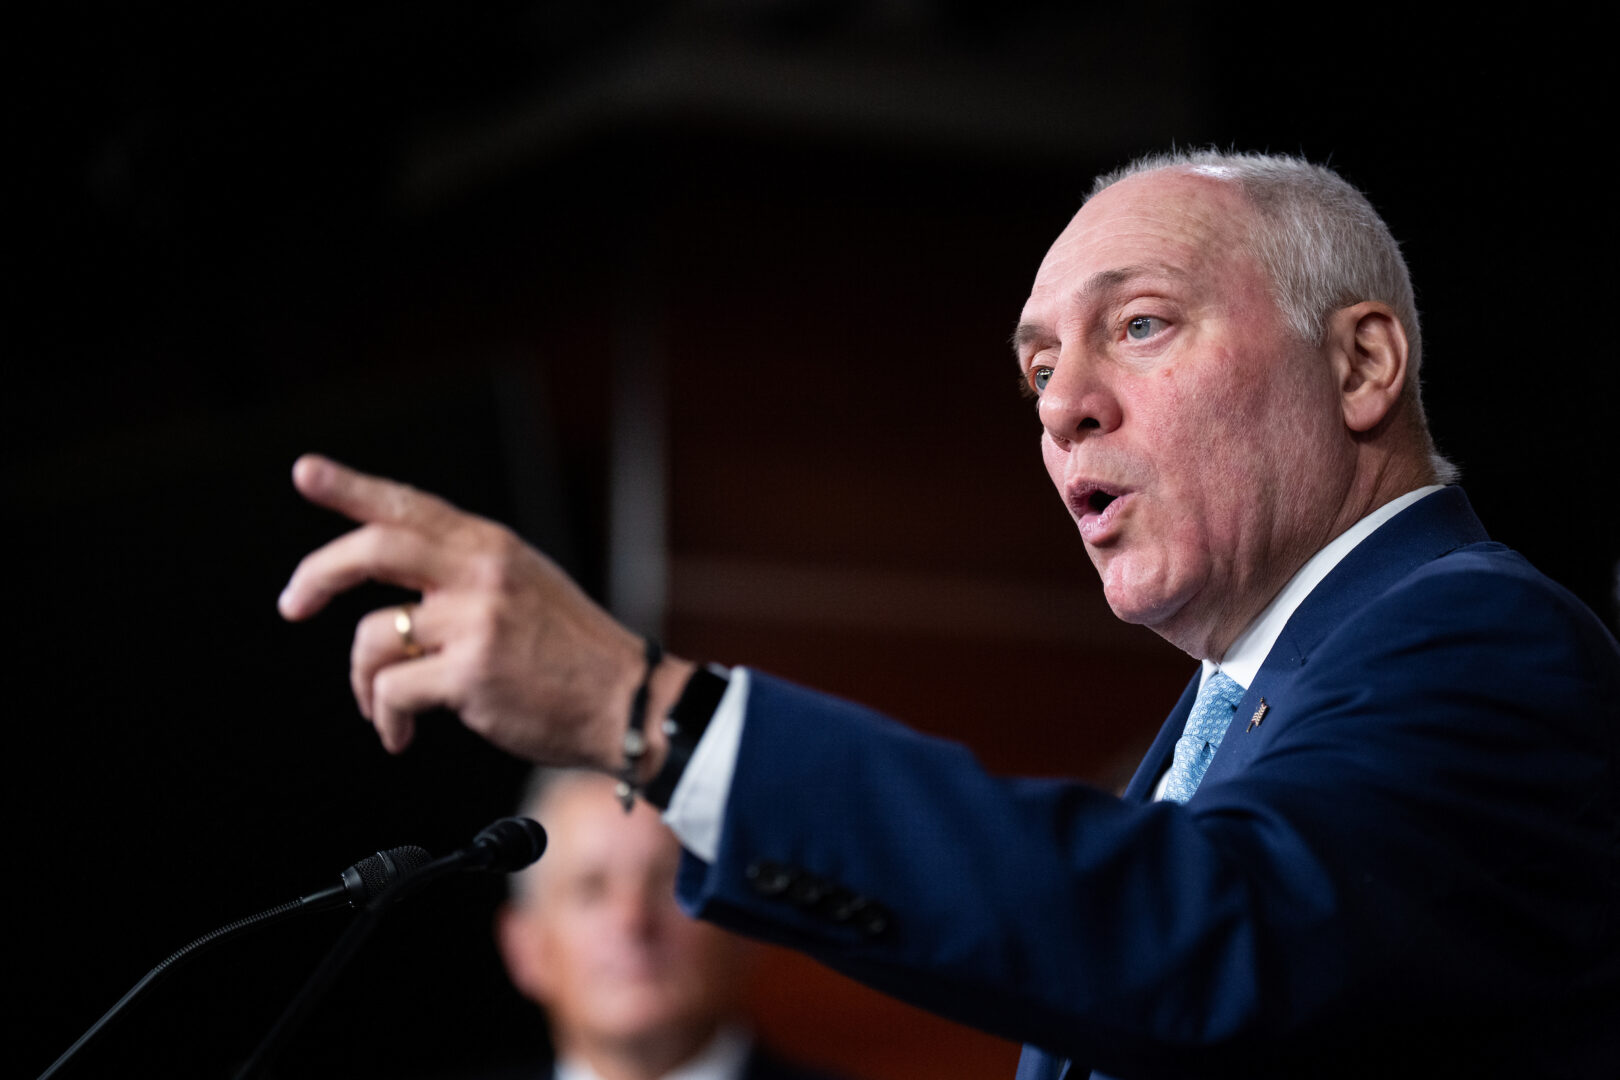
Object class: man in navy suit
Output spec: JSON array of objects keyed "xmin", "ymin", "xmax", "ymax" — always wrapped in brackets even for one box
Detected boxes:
[{"xmin": 280, "ymin": 150, "xmax": 1619, "ymax": 1077}]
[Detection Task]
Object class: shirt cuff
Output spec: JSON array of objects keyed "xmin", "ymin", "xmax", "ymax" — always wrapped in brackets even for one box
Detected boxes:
[{"xmin": 663, "ymin": 666, "xmax": 750, "ymax": 863}]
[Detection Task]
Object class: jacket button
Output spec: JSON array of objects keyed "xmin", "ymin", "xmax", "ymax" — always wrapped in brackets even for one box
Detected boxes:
[
  {"xmin": 745, "ymin": 860, "xmax": 796, "ymax": 897},
  {"xmin": 828, "ymin": 891, "xmax": 863, "ymax": 923},
  {"xmin": 820, "ymin": 886, "xmax": 857, "ymax": 920},
  {"xmin": 855, "ymin": 904, "xmax": 890, "ymax": 938},
  {"xmin": 829, "ymin": 894, "xmax": 890, "ymax": 937},
  {"xmin": 788, "ymin": 874, "xmax": 833, "ymax": 907}
]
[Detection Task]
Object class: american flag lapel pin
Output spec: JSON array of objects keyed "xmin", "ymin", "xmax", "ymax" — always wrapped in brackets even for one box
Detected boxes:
[{"xmin": 1246, "ymin": 698, "xmax": 1269, "ymax": 733}]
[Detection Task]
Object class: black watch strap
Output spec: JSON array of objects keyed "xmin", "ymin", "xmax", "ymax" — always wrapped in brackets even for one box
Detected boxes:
[{"xmin": 643, "ymin": 665, "xmax": 730, "ymax": 810}]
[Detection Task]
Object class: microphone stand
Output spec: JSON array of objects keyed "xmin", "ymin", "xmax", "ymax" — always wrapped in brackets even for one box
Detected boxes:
[
  {"xmin": 230, "ymin": 852, "xmax": 463, "ymax": 1080},
  {"xmin": 37, "ymin": 845, "xmax": 430, "ymax": 1080},
  {"xmin": 233, "ymin": 817, "xmax": 545, "ymax": 1080}
]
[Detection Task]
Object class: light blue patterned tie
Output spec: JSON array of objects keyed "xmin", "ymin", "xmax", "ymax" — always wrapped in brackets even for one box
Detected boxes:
[{"xmin": 1160, "ymin": 671, "xmax": 1245, "ymax": 804}]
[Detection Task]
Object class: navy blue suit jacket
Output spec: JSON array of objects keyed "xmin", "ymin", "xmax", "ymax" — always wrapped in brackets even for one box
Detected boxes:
[{"xmin": 676, "ymin": 488, "xmax": 1620, "ymax": 1078}]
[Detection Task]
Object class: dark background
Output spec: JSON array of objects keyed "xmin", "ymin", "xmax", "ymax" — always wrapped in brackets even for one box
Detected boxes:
[{"xmin": 13, "ymin": 4, "xmax": 1615, "ymax": 1078}]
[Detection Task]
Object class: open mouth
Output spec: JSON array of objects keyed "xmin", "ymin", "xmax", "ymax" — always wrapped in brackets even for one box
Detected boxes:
[
  {"xmin": 1071, "ymin": 483, "xmax": 1128, "ymax": 538},
  {"xmin": 1073, "ymin": 484, "xmax": 1122, "ymax": 519}
]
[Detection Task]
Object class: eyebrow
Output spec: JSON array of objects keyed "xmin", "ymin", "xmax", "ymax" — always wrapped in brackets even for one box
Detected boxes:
[{"xmin": 1010, "ymin": 263, "xmax": 1188, "ymax": 361}]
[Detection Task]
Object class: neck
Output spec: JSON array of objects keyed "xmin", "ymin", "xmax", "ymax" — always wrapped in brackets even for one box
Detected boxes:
[
  {"xmin": 1180, "ymin": 449, "xmax": 1436, "ymax": 662},
  {"xmin": 562, "ymin": 1021, "xmax": 721, "ymax": 1080}
]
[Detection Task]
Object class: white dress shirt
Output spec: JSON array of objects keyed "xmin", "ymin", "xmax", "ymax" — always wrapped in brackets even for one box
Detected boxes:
[{"xmin": 554, "ymin": 1025, "xmax": 753, "ymax": 1080}]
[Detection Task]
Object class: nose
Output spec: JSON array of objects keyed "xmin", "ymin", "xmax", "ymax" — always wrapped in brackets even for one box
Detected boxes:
[
  {"xmin": 1037, "ymin": 347, "xmax": 1121, "ymax": 449},
  {"xmin": 613, "ymin": 880, "xmax": 669, "ymax": 939}
]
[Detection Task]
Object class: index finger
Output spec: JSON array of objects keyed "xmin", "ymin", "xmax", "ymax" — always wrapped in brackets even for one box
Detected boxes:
[
  {"xmin": 292, "ymin": 454, "xmax": 462, "ymax": 535},
  {"xmin": 278, "ymin": 522, "xmax": 458, "ymax": 621}
]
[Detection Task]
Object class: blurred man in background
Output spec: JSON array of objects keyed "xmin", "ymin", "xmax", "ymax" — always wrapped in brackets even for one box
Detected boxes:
[{"xmin": 493, "ymin": 769, "xmax": 836, "ymax": 1080}]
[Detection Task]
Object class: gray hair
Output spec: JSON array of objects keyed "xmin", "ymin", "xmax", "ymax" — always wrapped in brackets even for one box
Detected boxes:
[{"xmin": 1091, "ymin": 150, "xmax": 1457, "ymax": 483}]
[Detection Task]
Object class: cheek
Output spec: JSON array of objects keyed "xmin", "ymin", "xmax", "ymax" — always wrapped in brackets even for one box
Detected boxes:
[
  {"xmin": 1162, "ymin": 355, "xmax": 1272, "ymax": 469},
  {"xmin": 1040, "ymin": 429, "xmax": 1061, "ymax": 470},
  {"xmin": 664, "ymin": 918, "xmax": 728, "ymax": 967},
  {"xmin": 1040, "ymin": 432, "xmax": 1069, "ymax": 495}
]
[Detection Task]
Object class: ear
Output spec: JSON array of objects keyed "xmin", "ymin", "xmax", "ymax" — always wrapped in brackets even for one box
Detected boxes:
[
  {"xmin": 1327, "ymin": 301, "xmax": 1409, "ymax": 433},
  {"xmin": 495, "ymin": 903, "xmax": 556, "ymax": 1006}
]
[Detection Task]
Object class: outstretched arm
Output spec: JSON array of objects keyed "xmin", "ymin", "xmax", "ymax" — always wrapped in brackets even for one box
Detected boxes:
[{"xmin": 277, "ymin": 453, "xmax": 693, "ymax": 773}]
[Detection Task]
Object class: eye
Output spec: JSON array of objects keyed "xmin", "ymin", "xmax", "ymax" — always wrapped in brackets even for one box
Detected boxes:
[
  {"xmin": 1024, "ymin": 364, "xmax": 1053, "ymax": 396},
  {"xmin": 1125, "ymin": 315, "xmax": 1165, "ymax": 341}
]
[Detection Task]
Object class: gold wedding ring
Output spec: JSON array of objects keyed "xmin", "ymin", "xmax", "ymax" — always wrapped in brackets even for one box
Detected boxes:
[{"xmin": 394, "ymin": 604, "xmax": 424, "ymax": 658}]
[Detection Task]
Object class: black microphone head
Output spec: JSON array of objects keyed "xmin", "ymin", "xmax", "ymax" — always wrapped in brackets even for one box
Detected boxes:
[
  {"xmin": 471, "ymin": 817, "xmax": 548, "ymax": 873},
  {"xmin": 340, "ymin": 845, "xmax": 433, "ymax": 905}
]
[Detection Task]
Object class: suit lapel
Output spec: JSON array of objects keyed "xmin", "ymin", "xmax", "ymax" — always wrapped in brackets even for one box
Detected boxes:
[{"xmin": 1194, "ymin": 487, "xmax": 1492, "ymax": 794}]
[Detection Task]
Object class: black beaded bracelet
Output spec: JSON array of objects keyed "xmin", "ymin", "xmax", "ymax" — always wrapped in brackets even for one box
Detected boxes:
[
  {"xmin": 642, "ymin": 664, "xmax": 730, "ymax": 811},
  {"xmin": 615, "ymin": 637, "xmax": 664, "ymax": 812}
]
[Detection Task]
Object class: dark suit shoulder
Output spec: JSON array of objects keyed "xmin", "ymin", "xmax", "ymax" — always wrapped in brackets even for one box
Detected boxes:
[{"xmin": 1324, "ymin": 536, "xmax": 1620, "ymax": 709}]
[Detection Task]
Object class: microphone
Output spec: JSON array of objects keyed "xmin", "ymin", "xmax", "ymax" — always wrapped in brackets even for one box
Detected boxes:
[
  {"xmin": 38, "ymin": 843, "xmax": 432, "ymax": 1080},
  {"xmin": 342, "ymin": 817, "xmax": 547, "ymax": 914},
  {"xmin": 234, "ymin": 817, "xmax": 548, "ymax": 1080},
  {"xmin": 432, "ymin": 816, "xmax": 548, "ymax": 877},
  {"xmin": 300, "ymin": 845, "xmax": 435, "ymax": 911}
]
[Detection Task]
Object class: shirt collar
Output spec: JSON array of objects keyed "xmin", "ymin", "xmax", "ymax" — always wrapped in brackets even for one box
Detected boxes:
[
  {"xmin": 555, "ymin": 1025, "xmax": 753, "ymax": 1080},
  {"xmin": 1201, "ymin": 486, "xmax": 1444, "ymax": 693}
]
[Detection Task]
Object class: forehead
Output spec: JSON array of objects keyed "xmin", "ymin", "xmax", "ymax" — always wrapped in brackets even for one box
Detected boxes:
[
  {"xmin": 531, "ymin": 779, "xmax": 676, "ymax": 871},
  {"xmin": 1024, "ymin": 168, "xmax": 1259, "ymax": 315}
]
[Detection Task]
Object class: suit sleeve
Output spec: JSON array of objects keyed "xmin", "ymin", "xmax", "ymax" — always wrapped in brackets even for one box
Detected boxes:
[{"xmin": 674, "ymin": 550, "xmax": 1620, "ymax": 1077}]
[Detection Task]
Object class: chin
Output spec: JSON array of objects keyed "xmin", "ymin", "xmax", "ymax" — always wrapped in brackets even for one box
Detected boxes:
[
  {"xmin": 595, "ymin": 1002, "xmax": 688, "ymax": 1042},
  {"xmin": 1101, "ymin": 570, "xmax": 1197, "ymax": 642},
  {"xmin": 1100, "ymin": 571, "xmax": 1171, "ymax": 625}
]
